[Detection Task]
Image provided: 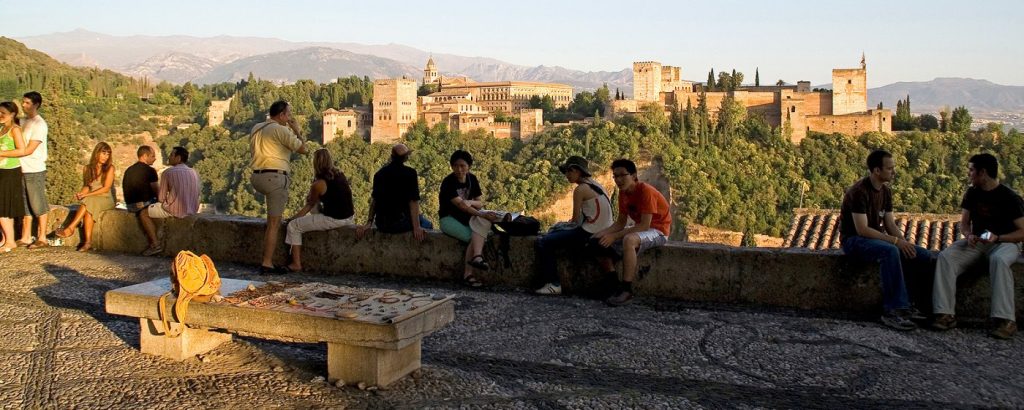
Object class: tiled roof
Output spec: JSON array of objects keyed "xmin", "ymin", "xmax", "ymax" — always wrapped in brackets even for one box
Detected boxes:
[
  {"xmin": 784, "ymin": 208, "xmax": 962, "ymax": 251},
  {"xmin": 428, "ymin": 89, "xmax": 474, "ymax": 97}
]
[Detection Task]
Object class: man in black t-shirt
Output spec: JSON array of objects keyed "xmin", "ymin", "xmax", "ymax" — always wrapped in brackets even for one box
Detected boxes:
[
  {"xmin": 356, "ymin": 144, "xmax": 433, "ymax": 241},
  {"xmin": 933, "ymin": 153, "xmax": 1024, "ymax": 339},
  {"xmin": 840, "ymin": 150, "xmax": 933, "ymax": 331},
  {"xmin": 122, "ymin": 145, "xmax": 159, "ymax": 214}
]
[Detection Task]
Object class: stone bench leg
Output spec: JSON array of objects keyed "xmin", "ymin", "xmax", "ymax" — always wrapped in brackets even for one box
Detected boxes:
[
  {"xmin": 139, "ymin": 318, "xmax": 232, "ymax": 361},
  {"xmin": 327, "ymin": 340, "xmax": 421, "ymax": 387}
]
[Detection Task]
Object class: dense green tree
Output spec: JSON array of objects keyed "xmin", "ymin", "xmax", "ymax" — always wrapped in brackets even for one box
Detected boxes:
[
  {"xmin": 529, "ymin": 95, "xmax": 556, "ymax": 115},
  {"xmin": 917, "ymin": 114, "xmax": 939, "ymax": 131},
  {"xmin": 715, "ymin": 95, "xmax": 746, "ymax": 141},
  {"xmin": 894, "ymin": 95, "xmax": 915, "ymax": 130},
  {"xmin": 754, "ymin": 68, "xmax": 760, "ymax": 87},
  {"xmin": 417, "ymin": 83, "xmax": 437, "ymax": 96},
  {"xmin": 40, "ymin": 81, "xmax": 84, "ymax": 205},
  {"xmin": 950, "ymin": 106, "xmax": 973, "ymax": 134}
]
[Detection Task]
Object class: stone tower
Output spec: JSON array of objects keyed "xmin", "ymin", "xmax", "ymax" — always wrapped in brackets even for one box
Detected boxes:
[
  {"xmin": 370, "ymin": 78, "xmax": 418, "ymax": 143},
  {"xmin": 633, "ymin": 61, "xmax": 663, "ymax": 102},
  {"xmin": 424, "ymin": 56, "xmax": 438, "ymax": 85},
  {"xmin": 831, "ymin": 55, "xmax": 868, "ymax": 115}
]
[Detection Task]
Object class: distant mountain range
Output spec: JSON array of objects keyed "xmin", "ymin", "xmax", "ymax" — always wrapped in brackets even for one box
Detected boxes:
[
  {"xmin": 17, "ymin": 29, "xmax": 632, "ymax": 91},
  {"xmin": 195, "ymin": 47, "xmax": 422, "ymax": 84},
  {"xmin": 868, "ymin": 78, "xmax": 1024, "ymax": 112}
]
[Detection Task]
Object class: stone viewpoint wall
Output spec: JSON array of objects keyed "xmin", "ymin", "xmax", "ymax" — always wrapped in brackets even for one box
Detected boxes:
[{"xmin": 49, "ymin": 207, "xmax": 1024, "ymax": 320}]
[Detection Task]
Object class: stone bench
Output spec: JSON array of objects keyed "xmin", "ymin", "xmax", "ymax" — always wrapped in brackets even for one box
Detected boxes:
[
  {"xmin": 79, "ymin": 209, "xmax": 1023, "ymax": 320},
  {"xmin": 105, "ymin": 278, "xmax": 455, "ymax": 387}
]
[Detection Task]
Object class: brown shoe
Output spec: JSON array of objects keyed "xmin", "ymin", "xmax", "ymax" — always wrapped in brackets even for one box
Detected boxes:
[
  {"xmin": 991, "ymin": 320, "xmax": 1017, "ymax": 340},
  {"xmin": 76, "ymin": 242, "xmax": 92, "ymax": 252},
  {"xmin": 931, "ymin": 314, "xmax": 957, "ymax": 331},
  {"xmin": 27, "ymin": 240, "xmax": 48, "ymax": 249}
]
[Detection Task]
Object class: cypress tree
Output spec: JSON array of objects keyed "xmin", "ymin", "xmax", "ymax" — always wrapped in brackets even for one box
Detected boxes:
[{"xmin": 41, "ymin": 81, "xmax": 85, "ymax": 205}]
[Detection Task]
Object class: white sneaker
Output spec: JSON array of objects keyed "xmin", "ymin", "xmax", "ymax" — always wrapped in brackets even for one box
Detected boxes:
[{"xmin": 535, "ymin": 283, "xmax": 562, "ymax": 295}]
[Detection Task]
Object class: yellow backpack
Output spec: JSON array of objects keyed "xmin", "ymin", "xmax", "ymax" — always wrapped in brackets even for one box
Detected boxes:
[{"xmin": 158, "ymin": 251, "xmax": 221, "ymax": 338}]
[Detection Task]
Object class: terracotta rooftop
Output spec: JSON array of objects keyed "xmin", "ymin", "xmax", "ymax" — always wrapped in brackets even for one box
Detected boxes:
[
  {"xmin": 784, "ymin": 208, "xmax": 962, "ymax": 251},
  {"xmin": 428, "ymin": 89, "xmax": 474, "ymax": 97}
]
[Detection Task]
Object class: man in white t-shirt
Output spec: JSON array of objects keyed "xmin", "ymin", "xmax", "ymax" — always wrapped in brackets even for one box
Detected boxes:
[{"xmin": 0, "ymin": 92, "xmax": 49, "ymax": 248}]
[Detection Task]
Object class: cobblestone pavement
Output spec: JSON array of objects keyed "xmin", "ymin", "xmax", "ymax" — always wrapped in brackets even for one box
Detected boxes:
[{"xmin": 2, "ymin": 248, "xmax": 1023, "ymax": 409}]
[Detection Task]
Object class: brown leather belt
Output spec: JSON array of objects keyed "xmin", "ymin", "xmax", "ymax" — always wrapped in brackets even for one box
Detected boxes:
[{"xmin": 253, "ymin": 169, "xmax": 288, "ymax": 175}]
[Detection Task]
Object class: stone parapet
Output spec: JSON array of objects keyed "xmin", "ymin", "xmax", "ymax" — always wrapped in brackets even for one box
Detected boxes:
[{"xmin": 53, "ymin": 207, "xmax": 1024, "ymax": 320}]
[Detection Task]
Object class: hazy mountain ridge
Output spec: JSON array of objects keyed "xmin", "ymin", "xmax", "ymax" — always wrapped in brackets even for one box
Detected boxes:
[
  {"xmin": 869, "ymin": 78, "xmax": 1024, "ymax": 112},
  {"xmin": 18, "ymin": 29, "xmax": 293, "ymax": 68},
  {"xmin": 17, "ymin": 29, "xmax": 631, "ymax": 90},
  {"xmin": 194, "ymin": 47, "xmax": 422, "ymax": 84},
  {"xmin": 123, "ymin": 52, "xmax": 220, "ymax": 84},
  {"xmin": 453, "ymin": 63, "xmax": 632, "ymax": 91}
]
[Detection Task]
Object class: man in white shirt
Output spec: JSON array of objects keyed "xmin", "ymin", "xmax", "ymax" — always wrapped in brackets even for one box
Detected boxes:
[{"xmin": 0, "ymin": 92, "xmax": 49, "ymax": 248}]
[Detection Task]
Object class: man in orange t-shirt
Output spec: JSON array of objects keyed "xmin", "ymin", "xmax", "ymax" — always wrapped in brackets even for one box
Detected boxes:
[{"xmin": 592, "ymin": 158, "xmax": 671, "ymax": 306}]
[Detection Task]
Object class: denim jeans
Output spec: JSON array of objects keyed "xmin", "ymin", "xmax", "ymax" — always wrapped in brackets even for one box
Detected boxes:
[
  {"xmin": 842, "ymin": 236, "xmax": 934, "ymax": 311},
  {"xmin": 535, "ymin": 226, "xmax": 592, "ymax": 284}
]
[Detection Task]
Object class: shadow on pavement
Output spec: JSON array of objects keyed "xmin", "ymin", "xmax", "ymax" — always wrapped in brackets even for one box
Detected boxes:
[{"xmin": 35, "ymin": 263, "xmax": 137, "ymax": 346}]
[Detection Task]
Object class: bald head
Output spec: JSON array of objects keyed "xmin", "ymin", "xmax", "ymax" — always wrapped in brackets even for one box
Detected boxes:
[{"xmin": 391, "ymin": 143, "xmax": 411, "ymax": 164}]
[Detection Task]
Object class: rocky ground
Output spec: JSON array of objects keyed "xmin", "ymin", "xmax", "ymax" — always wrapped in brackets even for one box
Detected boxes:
[{"xmin": 1, "ymin": 248, "xmax": 1022, "ymax": 409}]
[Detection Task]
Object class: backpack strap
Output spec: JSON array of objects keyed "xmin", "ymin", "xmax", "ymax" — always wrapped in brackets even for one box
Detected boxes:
[
  {"xmin": 581, "ymin": 180, "xmax": 610, "ymax": 223},
  {"xmin": 583, "ymin": 179, "xmax": 609, "ymax": 199},
  {"xmin": 498, "ymin": 231, "xmax": 512, "ymax": 268},
  {"xmin": 158, "ymin": 292, "xmax": 185, "ymax": 338}
]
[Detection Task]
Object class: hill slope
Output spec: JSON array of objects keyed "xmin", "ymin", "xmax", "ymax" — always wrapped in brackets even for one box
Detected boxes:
[
  {"xmin": 194, "ymin": 47, "xmax": 421, "ymax": 84},
  {"xmin": 869, "ymin": 78, "xmax": 1024, "ymax": 112}
]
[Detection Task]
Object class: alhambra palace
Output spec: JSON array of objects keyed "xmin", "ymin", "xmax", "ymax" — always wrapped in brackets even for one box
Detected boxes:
[
  {"xmin": 209, "ymin": 56, "xmax": 891, "ymax": 144},
  {"xmin": 615, "ymin": 55, "xmax": 892, "ymax": 143}
]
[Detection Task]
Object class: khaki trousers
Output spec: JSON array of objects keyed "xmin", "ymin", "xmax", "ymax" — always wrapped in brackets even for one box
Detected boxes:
[{"xmin": 933, "ymin": 239, "xmax": 1021, "ymax": 320}]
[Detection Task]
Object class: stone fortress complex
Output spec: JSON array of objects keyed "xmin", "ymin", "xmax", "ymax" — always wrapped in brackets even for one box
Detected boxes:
[
  {"xmin": 322, "ymin": 57, "xmax": 567, "ymax": 143},
  {"xmin": 205, "ymin": 55, "xmax": 892, "ymax": 145},
  {"xmin": 612, "ymin": 55, "xmax": 892, "ymax": 143}
]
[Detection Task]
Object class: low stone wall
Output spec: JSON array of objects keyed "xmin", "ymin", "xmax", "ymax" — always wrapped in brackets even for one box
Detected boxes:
[{"xmin": 52, "ymin": 207, "xmax": 1024, "ymax": 320}]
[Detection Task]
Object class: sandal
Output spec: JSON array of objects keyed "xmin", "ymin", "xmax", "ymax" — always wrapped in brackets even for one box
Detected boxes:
[
  {"xmin": 258, "ymin": 265, "xmax": 288, "ymax": 275},
  {"xmin": 76, "ymin": 242, "xmax": 91, "ymax": 252},
  {"xmin": 55, "ymin": 227, "xmax": 73, "ymax": 239},
  {"xmin": 467, "ymin": 255, "xmax": 490, "ymax": 271},
  {"xmin": 462, "ymin": 273, "xmax": 484, "ymax": 288}
]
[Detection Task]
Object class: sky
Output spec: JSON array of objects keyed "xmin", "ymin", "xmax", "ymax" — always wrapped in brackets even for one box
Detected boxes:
[{"xmin": 4, "ymin": 0, "xmax": 1023, "ymax": 87}]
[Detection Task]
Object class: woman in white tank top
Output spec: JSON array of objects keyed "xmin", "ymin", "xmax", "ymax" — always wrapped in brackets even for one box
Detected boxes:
[{"xmin": 534, "ymin": 156, "xmax": 614, "ymax": 295}]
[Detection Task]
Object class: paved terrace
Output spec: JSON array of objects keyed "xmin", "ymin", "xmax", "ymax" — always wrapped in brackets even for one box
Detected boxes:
[{"xmin": 2, "ymin": 248, "xmax": 1022, "ymax": 409}]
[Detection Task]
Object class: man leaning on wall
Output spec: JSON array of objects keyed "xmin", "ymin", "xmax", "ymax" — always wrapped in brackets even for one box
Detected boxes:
[{"xmin": 249, "ymin": 100, "xmax": 308, "ymax": 274}]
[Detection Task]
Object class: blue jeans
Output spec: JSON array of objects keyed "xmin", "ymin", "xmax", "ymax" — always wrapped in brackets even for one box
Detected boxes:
[
  {"xmin": 377, "ymin": 214, "xmax": 433, "ymax": 234},
  {"xmin": 535, "ymin": 226, "xmax": 592, "ymax": 284},
  {"xmin": 841, "ymin": 236, "xmax": 933, "ymax": 311}
]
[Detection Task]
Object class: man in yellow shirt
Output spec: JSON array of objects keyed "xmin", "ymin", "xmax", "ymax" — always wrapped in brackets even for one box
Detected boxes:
[{"xmin": 249, "ymin": 100, "xmax": 308, "ymax": 274}]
